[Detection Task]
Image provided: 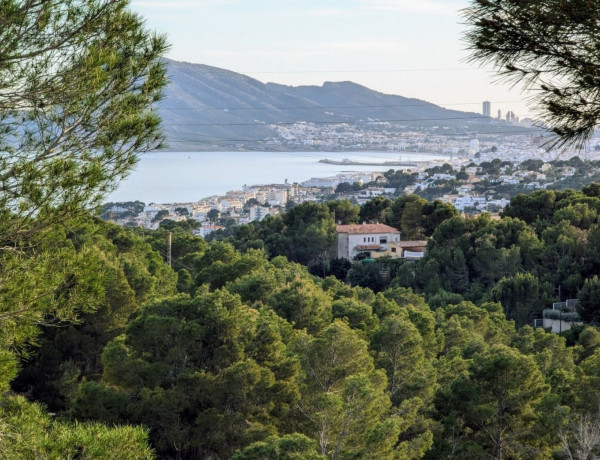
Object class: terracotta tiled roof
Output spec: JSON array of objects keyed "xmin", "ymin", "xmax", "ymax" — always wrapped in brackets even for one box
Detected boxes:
[
  {"xmin": 393, "ymin": 241, "xmax": 427, "ymax": 248},
  {"xmin": 336, "ymin": 223, "xmax": 400, "ymax": 235},
  {"xmin": 355, "ymin": 244, "xmax": 383, "ymax": 250}
]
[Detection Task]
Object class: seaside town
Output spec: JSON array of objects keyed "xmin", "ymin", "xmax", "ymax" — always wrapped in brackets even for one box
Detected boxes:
[
  {"xmin": 265, "ymin": 108, "xmax": 531, "ymax": 153},
  {"xmin": 104, "ymin": 123, "xmax": 600, "ymax": 238}
]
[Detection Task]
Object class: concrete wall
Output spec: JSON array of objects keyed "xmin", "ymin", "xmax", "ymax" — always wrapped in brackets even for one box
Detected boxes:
[{"xmin": 543, "ymin": 318, "xmax": 583, "ymax": 334}]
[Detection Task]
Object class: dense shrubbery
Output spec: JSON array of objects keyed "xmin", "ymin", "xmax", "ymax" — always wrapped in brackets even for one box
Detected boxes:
[{"xmin": 9, "ymin": 188, "xmax": 600, "ymax": 458}]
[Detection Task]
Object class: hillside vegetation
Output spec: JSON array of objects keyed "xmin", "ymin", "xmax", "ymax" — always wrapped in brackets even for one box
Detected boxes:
[
  {"xmin": 9, "ymin": 186, "xmax": 600, "ymax": 459},
  {"xmin": 3, "ymin": 2, "xmax": 600, "ymax": 458}
]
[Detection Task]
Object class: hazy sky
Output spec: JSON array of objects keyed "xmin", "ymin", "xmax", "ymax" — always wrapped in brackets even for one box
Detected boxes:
[{"xmin": 130, "ymin": 0, "xmax": 533, "ymax": 118}]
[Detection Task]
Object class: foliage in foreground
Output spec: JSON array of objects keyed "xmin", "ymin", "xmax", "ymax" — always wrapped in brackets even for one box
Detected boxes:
[
  {"xmin": 464, "ymin": 0, "xmax": 600, "ymax": 150},
  {"xmin": 0, "ymin": 0, "xmax": 168, "ymax": 455},
  {"xmin": 0, "ymin": 395, "xmax": 153, "ymax": 459}
]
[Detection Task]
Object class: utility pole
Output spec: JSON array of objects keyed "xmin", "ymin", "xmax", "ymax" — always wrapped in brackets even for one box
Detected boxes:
[{"xmin": 167, "ymin": 231, "xmax": 172, "ymax": 267}]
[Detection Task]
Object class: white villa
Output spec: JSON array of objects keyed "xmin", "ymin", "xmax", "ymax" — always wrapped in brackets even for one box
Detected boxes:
[
  {"xmin": 336, "ymin": 223, "xmax": 401, "ymax": 260},
  {"xmin": 194, "ymin": 225, "xmax": 224, "ymax": 238}
]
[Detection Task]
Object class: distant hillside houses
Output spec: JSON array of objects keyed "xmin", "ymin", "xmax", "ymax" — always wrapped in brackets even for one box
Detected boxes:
[
  {"xmin": 453, "ymin": 196, "xmax": 487, "ymax": 211},
  {"xmin": 193, "ymin": 225, "xmax": 224, "ymax": 238},
  {"xmin": 301, "ymin": 172, "xmax": 380, "ymax": 188},
  {"xmin": 249, "ymin": 206, "xmax": 272, "ymax": 222}
]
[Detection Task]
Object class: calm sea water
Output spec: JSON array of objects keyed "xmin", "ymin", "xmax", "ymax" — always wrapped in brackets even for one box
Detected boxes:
[{"xmin": 107, "ymin": 151, "xmax": 447, "ymax": 204}]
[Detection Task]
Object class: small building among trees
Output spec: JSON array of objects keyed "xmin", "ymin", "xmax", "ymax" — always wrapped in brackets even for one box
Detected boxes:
[{"xmin": 336, "ymin": 223, "xmax": 401, "ymax": 260}]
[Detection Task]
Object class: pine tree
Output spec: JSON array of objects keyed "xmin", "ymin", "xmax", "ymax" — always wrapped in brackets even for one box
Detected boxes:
[
  {"xmin": 463, "ymin": 0, "xmax": 600, "ymax": 149},
  {"xmin": 0, "ymin": 0, "xmax": 168, "ymax": 351}
]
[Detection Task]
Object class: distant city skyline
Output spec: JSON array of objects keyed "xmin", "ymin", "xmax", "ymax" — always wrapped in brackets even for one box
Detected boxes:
[{"xmin": 131, "ymin": 0, "xmax": 533, "ymax": 118}]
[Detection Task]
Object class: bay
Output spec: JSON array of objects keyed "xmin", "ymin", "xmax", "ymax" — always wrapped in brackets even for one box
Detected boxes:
[{"xmin": 107, "ymin": 151, "xmax": 447, "ymax": 204}]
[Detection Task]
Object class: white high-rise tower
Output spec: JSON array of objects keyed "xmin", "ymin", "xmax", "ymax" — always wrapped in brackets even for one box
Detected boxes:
[{"xmin": 482, "ymin": 101, "xmax": 491, "ymax": 117}]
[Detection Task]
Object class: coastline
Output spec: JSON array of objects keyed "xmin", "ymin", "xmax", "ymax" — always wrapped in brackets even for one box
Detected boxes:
[{"xmin": 109, "ymin": 150, "xmax": 451, "ymax": 203}]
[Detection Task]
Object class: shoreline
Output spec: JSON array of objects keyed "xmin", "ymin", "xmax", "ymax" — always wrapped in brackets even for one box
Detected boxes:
[{"xmin": 109, "ymin": 151, "xmax": 452, "ymax": 203}]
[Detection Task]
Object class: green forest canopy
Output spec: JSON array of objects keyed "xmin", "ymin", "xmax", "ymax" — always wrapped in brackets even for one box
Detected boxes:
[
  {"xmin": 8, "ymin": 185, "xmax": 600, "ymax": 459},
  {"xmin": 5, "ymin": 0, "xmax": 600, "ymax": 458}
]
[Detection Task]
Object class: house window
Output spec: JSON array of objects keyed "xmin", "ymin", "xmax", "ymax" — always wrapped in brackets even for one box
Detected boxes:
[
  {"xmin": 380, "ymin": 237, "xmax": 387, "ymax": 244},
  {"xmin": 391, "ymin": 247, "xmax": 396, "ymax": 253}
]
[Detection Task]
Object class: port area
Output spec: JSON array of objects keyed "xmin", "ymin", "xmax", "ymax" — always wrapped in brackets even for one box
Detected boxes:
[{"xmin": 319, "ymin": 158, "xmax": 418, "ymax": 167}]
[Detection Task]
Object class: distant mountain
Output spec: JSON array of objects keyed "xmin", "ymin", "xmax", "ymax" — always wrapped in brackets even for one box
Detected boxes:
[{"xmin": 159, "ymin": 59, "xmax": 488, "ymax": 151}]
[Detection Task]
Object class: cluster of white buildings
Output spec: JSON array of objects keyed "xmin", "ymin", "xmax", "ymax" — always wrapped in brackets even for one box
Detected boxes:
[
  {"xmin": 130, "ymin": 182, "xmax": 300, "ymax": 231},
  {"xmin": 300, "ymin": 171, "xmax": 381, "ymax": 188},
  {"xmin": 265, "ymin": 114, "xmax": 556, "ymax": 157},
  {"xmin": 111, "ymin": 172, "xmax": 387, "ymax": 234}
]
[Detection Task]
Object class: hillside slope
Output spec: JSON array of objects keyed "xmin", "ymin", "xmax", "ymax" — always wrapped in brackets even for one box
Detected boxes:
[{"xmin": 159, "ymin": 59, "xmax": 486, "ymax": 151}]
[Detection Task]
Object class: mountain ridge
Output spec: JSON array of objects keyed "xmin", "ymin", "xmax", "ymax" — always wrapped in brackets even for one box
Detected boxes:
[{"xmin": 159, "ymin": 58, "xmax": 488, "ymax": 151}]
